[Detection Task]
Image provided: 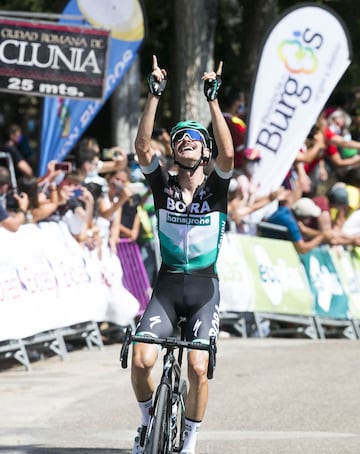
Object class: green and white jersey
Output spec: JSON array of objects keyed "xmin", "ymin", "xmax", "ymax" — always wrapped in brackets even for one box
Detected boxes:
[{"xmin": 141, "ymin": 157, "xmax": 231, "ymax": 277}]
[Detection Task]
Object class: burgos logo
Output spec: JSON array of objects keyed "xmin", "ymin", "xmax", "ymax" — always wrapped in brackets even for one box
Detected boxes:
[{"xmin": 278, "ymin": 30, "xmax": 319, "ymax": 74}]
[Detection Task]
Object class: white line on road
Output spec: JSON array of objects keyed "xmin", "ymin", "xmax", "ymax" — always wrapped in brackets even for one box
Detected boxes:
[{"xmin": 114, "ymin": 430, "xmax": 360, "ymax": 441}]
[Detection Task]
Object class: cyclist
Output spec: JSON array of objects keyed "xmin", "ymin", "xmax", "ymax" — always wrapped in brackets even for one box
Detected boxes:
[{"xmin": 131, "ymin": 55, "xmax": 234, "ymax": 454}]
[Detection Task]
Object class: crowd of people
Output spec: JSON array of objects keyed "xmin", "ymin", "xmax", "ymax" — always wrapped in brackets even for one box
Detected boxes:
[
  {"xmin": 217, "ymin": 88, "xmax": 360, "ymax": 254},
  {"xmin": 1, "ymin": 91, "xmax": 360, "ymax": 297}
]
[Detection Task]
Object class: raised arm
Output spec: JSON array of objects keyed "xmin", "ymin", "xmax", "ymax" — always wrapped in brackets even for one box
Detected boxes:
[
  {"xmin": 202, "ymin": 62, "xmax": 234, "ymax": 173},
  {"xmin": 135, "ymin": 55, "xmax": 167, "ymax": 167}
]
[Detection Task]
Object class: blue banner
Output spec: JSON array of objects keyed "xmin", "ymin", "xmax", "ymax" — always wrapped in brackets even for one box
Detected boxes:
[{"xmin": 39, "ymin": 0, "xmax": 144, "ymax": 176}]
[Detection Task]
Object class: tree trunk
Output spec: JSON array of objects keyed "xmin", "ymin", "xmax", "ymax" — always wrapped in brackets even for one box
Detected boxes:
[
  {"xmin": 111, "ymin": 58, "xmax": 141, "ymax": 155},
  {"xmin": 238, "ymin": 0, "xmax": 278, "ymax": 92},
  {"xmin": 172, "ymin": 0, "xmax": 218, "ymax": 127}
]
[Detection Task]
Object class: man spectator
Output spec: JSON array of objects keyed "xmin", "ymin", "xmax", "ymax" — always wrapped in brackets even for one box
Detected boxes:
[
  {"xmin": 0, "ymin": 166, "xmax": 29, "ymax": 232},
  {"xmin": 259, "ymin": 195, "xmax": 333, "ymax": 254},
  {"xmin": 327, "ymin": 182, "xmax": 359, "ymax": 232},
  {"xmin": 209, "ymin": 86, "xmax": 246, "ymax": 170},
  {"xmin": 2, "ymin": 124, "xmax": 33, "ymax": 179}
]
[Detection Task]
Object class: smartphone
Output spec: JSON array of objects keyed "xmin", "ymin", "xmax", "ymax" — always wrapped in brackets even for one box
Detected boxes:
[
  {"xmin": 72, "ymin": 188, "xmax": 83, "ymax": 198},
  {"xmin": 102, "ymin": 148, "xmax": 113, "ymax": 160},
  {"xmin": 55, "ymin": 162, "xmax": 72, "ymax": 172}
]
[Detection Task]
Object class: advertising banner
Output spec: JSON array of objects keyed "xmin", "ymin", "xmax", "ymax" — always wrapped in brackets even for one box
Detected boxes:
[
  {"xmin": 0, "ymin": 18, "xmax": 109, "ymax": 100},
  {"xmin": 218, "ymin": 234, "xmax": 313, "ymax": 315},
  {"xmin": 245, "ymin": 4, "xmax": 352, "ymax": 221},
  {"xmin": 329, "ymin": 247, "xmax": 360, "ymax": 319},
  {"xmin": 0, "ymin": 222, "xmax": 139, "ymax": 341},
  {"xmin": 39, "ymin": 0, "xmax": 144, "ymax": 176},
  {"xmin": 300, "ymin": 247, "xmax": 349, "ymax": 319},
  {"xmin": 217, "ymin": 233, "xmax": 256, "ymax": 312}
]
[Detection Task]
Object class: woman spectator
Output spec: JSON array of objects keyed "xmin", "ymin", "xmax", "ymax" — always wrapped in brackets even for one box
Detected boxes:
[{"xmin": 17, "ymin": 175, "xmax": 59, "ymax": 224}]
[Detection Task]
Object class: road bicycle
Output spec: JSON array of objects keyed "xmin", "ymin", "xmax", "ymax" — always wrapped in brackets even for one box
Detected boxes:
[{"xmin": 120, "ymin": 319, "xmax": 217, "ymax": 454}]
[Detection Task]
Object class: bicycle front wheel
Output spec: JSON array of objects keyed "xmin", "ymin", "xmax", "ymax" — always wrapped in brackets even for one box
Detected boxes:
[
  {"xmin": 146, "ymin": 383, "xmax": 171, "ymax": 454},
  {"xmin": 172, "ymin": 378, "xmax": 188, "ymax": 452}
]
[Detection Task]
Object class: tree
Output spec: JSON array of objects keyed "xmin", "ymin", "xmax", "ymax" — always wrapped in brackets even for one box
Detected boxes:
[
  {"xmin": 171, "ymin": 0, "xmax": 218, "ymax": 127},
  {"xmin": 1, "ymin": 0, "xmax": 360, "ymax": 154}
]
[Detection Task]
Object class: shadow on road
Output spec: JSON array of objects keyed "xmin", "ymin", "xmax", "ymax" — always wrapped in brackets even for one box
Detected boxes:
[{"xmin": 0, "ymin": 448, "xmax": 129, "ymax": 454}]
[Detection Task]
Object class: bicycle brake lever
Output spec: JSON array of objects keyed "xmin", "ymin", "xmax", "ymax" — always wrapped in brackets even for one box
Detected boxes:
[{"xmin": 120, "ymin": 327, "xmax": 132, "ymax": 369}]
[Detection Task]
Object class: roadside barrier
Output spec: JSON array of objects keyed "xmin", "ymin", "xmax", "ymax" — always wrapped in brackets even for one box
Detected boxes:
[
  {"xmin": 1, "ymin": 226, "xmax": 360, "ymax": 371},
  {"xmin": 0, "ymin": 222, "xmax": 141, "ymax": 370},
  {"xmin": 217, "ymin": 233, "xmax": 360, "ymax": 339}
]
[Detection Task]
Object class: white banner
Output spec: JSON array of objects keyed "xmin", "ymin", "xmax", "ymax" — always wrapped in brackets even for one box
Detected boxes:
[
  {"xmin": 0, "ymin": 222, "xmax": 139, "ymax": 341},
  {"xmin": 217, "ymin": 234, "xmax": 255, "ymax": 312},
  {"xmin": 246, "ymin": 4, "xmax": 351, "ymax": 212}
]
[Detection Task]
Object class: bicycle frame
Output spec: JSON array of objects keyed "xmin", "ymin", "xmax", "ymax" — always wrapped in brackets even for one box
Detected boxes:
[{"xmin": 120, "ymin": 324, "xmax": 216, "ymax": 453}]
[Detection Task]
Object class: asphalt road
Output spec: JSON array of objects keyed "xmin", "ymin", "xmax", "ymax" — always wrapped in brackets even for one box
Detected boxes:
[{"xmin": 1, "ymin": 337, "xmax": 360, "ymax": 453}]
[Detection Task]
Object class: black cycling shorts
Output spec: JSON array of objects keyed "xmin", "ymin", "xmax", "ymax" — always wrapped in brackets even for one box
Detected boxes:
[{"xmin": 136, "ymin": 271, "xmax": 220, "ymax": 342}]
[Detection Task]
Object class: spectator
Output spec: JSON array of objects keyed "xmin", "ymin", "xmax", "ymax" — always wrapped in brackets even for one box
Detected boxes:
[
  {"xmin": 78, "ymin": 136, "xmax": 128, "ymax": 175},
  {"xmin": 85, "ymin": 168, "xmax": 140, "ymax": 328},
  {"xmin": 116, "ymin": 169, "xmax": 142, "ymax": 241},
  {"xmin": 295, "ymin": 124, "xmax": 328, "ymax": 196},
  {"xmin": 151, "ymin": 127, "xmax": 173, "ymax": 159},
  {"xmin": 292, "ymin": 197, "xmax": 333, "ymax": 238},
  {"xmin": 227, "ymin": 148, "xmax": 288, "ymax": 235},
  {"xmin": 2, "ymin": 124, "xmax": 33, "ymax": 179},
  {"xmin": 318, "ymin": 111, "xmax": 360, "ymax": 175},
  {"xmin": 259, "ymin": 194, "xmax": 333, "ymax": 254},
  {"xmin": 16, "ymin": 176, "xmax": 58, "ymax": 224},
  {"xmin": 327, "ymin": 182, "xmax": 360, "ymax": 232},
  {"xmin": 210, "ymin": 86, "xmax": 246, "ymax": 170},
  {"xmin": 0, "ymin": 166, "xmax": 29, "ymax": 232},
  {"xmin": 56, "ymin": 171, "xmax": 95, "ymax": 242}
]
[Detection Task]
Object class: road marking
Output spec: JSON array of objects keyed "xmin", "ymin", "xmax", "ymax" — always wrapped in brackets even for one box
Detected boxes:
[
  {"xmin": 198, "ymin": 430, "xmax": 360, "ymax": 440},
  {"xmin": 115, "ymin": 430, "xmax": 360, "ymax": 441}
]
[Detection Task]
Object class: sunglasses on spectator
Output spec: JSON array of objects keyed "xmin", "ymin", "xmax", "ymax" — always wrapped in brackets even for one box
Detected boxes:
[{"xmin": 172, "ymin": 129, "xmax": 206, "ymax": 147}]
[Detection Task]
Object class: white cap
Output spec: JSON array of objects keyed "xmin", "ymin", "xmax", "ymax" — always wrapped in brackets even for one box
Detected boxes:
[{"xmin": 293, "ymin": 198, "xmax": 321, "ymax": 218}]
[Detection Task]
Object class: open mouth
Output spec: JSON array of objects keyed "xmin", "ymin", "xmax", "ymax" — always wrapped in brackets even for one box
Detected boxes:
[{"xmin": 179, "ymin": 145, "xmax": 194, "ymax": 153}]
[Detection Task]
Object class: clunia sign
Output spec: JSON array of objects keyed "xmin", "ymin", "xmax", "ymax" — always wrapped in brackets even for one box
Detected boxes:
[{"xmin": 0, "ymin": 18, "xmax": 110, "ymax": 100}]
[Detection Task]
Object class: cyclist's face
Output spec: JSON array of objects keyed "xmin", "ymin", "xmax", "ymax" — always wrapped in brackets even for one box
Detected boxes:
[{"xmin": 173, "ymin": 134, "xmax": 203, "ymax": 164}]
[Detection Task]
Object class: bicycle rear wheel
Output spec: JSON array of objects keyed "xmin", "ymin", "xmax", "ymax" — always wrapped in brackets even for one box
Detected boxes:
[
  {"xmin": 145, "ymin": 383, "xmax": 171, "ymax": 454},
  {"xmin": 172, "ymin": 378, "xmax": 188, "ymax": 452}
]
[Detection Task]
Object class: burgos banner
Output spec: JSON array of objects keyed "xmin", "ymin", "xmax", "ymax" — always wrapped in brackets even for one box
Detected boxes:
[
  {"xmin": 39, "ymin": 0, "xmax": 144, "ymax": 176},
  {"xmin": 245, "ymin": 4, "xmax": 351, "ymax": 200},
  {"xmin": 0, "ymin": 18, "xmax": 109, "ymax": 100}
]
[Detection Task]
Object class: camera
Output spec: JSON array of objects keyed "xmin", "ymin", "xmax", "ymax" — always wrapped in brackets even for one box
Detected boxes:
[
  {"xmin": 102, "ymin": 148, "xmax": 121, "ymax": 160},
  {"xmin": 54, "ymin": 161, "xmax": 72, "ymax": 172},
  {"xmin": 5, "ymin": 190, "xmax": 19, "ymax": 211},
  {"xmin": 72, "ymin": 188, "xmax": 83, "ymax": 198}
]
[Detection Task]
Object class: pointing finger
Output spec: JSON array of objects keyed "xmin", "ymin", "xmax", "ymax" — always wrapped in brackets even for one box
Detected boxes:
[
  {"xmin": 216, "ymin": 61, "xmax": 223, "ymax": 76},
  {"xmin": 152, "ymin": 55, "xmax": 158, "ymax": 70}
]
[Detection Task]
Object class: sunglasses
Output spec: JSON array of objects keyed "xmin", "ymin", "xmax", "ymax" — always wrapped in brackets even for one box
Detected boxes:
[{"xmin": 172, "ymin": 129, "xmax": 207, "ymax": 147}]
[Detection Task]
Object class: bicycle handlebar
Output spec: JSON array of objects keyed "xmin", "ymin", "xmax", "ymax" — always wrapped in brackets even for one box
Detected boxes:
[
  {"xmin": 131, "ymin": 334, "xmax": 213, "ymax": 351},
  {"xmin": 120, "ymin": 327, "xmax": 217, "ymax": 379}
]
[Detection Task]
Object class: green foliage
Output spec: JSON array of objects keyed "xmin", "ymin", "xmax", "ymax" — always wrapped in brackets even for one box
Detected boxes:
[{"xmin": 0, "ymin": 0, "xmax": 66, "ymax": 13}]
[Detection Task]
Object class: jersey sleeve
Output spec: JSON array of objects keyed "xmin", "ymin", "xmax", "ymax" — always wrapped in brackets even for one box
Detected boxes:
[{"xmin": 0, "ymin": 204, "xmax": 9, "ymax": 223}]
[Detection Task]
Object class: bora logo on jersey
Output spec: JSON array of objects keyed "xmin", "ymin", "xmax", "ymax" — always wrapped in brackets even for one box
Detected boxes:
[{"xmin": 166, "ymin": 198, "xmax": 211, "ymax": 214}]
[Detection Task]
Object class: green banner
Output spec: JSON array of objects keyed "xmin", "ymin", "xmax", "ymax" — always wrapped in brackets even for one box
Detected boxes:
[
  {"xmin": 300, "ymin": 247, "xmax": 349, "ymax": 319},
  {"xmin": 235, "ymin": 235, "xmax": 313, "ymax": 315},
  {"xmin": 329, "ymin": 247, "xmax": 360, "ymax": 319}
]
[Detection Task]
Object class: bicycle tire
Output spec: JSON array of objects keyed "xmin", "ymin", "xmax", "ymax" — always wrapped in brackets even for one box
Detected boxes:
[
  {"xmin": 145, "ymin": 383, "xmax": 171, "ymax": 454},
  {"xmin": 172, "ymin": 379, "xmax": 188, "ymax": 452}
]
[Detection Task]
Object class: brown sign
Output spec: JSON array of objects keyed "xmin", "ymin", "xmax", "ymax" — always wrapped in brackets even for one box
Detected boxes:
[{"xmin": 0, "ymin": 18, "xmax": 110, "ymax": 99}]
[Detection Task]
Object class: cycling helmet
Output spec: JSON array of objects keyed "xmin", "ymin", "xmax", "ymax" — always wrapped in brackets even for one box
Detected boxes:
[{"xmin": 170, "ymin": 120, "xmax": 212, "ymax": 149}]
